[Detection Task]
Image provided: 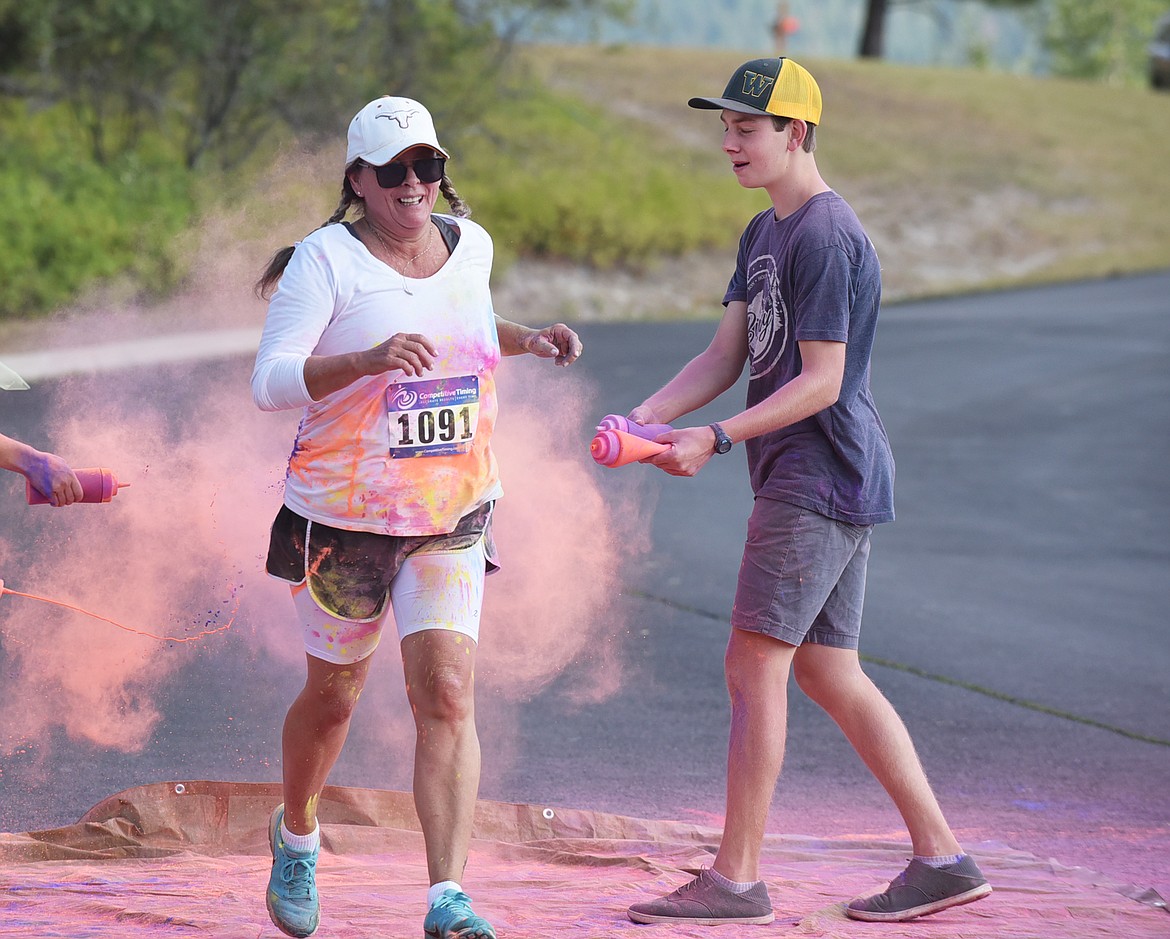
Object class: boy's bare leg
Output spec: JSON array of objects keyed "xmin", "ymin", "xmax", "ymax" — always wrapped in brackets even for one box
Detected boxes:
[
  {"xmin": 793, "ymin": 643, "xmax": 961, "ymax": 856},
  {"xmin": 713, "ymin": 628, "xmax": 800, "ymax": 882}
]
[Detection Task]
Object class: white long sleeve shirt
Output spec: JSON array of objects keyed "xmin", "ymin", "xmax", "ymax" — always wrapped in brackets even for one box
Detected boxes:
[{"xmin": 252, "ymin": 217, "xmax": 503, "ymax": 535}]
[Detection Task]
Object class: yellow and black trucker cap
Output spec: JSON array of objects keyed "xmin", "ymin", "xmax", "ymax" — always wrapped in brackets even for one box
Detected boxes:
[{"xmin": 689, "ymin": 57, "xmax": 822, "ymax": 125}]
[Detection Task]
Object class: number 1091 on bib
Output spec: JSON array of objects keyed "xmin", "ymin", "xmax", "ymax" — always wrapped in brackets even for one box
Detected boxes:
[{"xmin": 386, "ymin": 375, "xmax": 480, "ymax": 459}]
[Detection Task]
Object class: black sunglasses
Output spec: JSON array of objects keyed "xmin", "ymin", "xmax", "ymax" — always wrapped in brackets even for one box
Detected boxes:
[{"xmin": 365, "ymin": 156, "xmax": 446, "ymax": 189}]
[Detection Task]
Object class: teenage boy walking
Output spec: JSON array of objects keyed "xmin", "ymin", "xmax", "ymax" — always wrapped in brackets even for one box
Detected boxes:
[{"xmin": 624, "ymin": 57, "xmax": 991, "ymax": 925}]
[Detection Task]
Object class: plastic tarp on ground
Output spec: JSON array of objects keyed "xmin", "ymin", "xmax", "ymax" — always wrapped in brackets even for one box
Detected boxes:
[{"xmin": 0, "ymin": 782, "xmax": 1165, "ymax": 938}]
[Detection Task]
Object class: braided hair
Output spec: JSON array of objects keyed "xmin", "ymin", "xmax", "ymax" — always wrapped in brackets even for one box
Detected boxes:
[{"xmin": 254, "ymin": 168, "xmax": 473, "ymax": 300}]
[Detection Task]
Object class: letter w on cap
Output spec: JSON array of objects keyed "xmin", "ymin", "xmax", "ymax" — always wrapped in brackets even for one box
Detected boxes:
[{"xmin": 741, "ymin": 71, "xmax": 775, "ymax": 98}]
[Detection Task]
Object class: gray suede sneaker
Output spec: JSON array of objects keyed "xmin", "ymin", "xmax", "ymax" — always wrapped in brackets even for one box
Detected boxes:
[
  {"xmin": 846, "ymin": 856, "xmax": 991, "ymax": 922},
  {"xmin": 627, "ymin": 869, "xmax": 775, "ymax": 925}
]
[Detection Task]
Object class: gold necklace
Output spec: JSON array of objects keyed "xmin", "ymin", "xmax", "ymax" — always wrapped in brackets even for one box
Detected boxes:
[{"xmin": 367, "ymin": 220, "xmax": 432, "ymax": 295}]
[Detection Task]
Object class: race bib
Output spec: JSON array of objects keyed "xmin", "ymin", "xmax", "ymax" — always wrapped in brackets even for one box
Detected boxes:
[{"xmin": 386, "ymin": 375, "xmax": 479, "ymax": 459}]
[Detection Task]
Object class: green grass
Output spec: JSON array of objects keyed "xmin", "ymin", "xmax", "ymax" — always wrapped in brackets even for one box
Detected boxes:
[
  {"xmin": 452, "ymin": 82, "xmax": 761, "ymax": 269},
  {"xmin": 517, "ymin": 45, "xmax": 1170, "ymax": 296},
  {"xmin": 4, "ymin": 44, "xmax": 1170, "ymax": 320},
  {"xmin": 819, "ymin": 55, "xmax": 1170, "ymax": 275}
]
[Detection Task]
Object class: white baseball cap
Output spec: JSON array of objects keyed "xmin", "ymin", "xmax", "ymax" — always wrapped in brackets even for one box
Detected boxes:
[{"xmin": 345, "ymin": 96, "xmax": 450, "ymax": 167}]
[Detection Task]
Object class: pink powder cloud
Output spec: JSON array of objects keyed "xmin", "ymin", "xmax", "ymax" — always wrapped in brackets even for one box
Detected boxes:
[{"xmin": 0, "ymin": 317, "xmax": 652, "ymax": 788}]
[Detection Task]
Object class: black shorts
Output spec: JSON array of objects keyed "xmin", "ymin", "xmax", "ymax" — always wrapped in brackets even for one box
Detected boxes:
[{"xmin": 265, "ymin": 502, "xmax": 498, "ymax": 620}]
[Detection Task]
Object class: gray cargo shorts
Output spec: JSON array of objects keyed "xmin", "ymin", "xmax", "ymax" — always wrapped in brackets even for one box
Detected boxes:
[{"xmin": 730, "ymin": 496, "xmax": 872, "ymax": 649}]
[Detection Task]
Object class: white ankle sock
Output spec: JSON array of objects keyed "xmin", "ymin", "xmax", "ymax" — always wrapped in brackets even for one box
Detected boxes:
[
  {"xmin": 707, "ymin": 867, "xmax": 760, "ymax": 894},
  {"xmin": 428, "ymin": 881, "xmax": 461, "ymax": 907},
  {"xmin": 280, "ymin": 821, "xmax": 319, "ymax": 855},
  {"xmin": 914, "ymin": 853, "xmax": 963, "ymax": 868}
]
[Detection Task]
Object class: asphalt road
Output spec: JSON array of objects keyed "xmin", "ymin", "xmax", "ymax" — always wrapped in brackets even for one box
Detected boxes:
[{"xmin": 1, "ymin": 272, "xmax": 1167, "ymax": 895}]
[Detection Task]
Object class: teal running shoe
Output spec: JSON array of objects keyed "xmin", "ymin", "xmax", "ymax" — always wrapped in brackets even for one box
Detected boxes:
[
  {"xmin": 265, "ymin": 804, "xmax": 321, "ymax": 938},
  {"xmin": 423, "ymin": 889, "xmax": 497, "ymax": 939}
]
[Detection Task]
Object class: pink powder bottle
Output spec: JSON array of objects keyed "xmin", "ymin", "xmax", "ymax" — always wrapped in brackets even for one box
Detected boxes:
[{"xmin": 26, "ymin": 468, "xmax": 129, "ymax": 505}]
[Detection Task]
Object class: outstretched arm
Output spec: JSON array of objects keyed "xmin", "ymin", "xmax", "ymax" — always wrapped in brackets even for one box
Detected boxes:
[
  {"xmin": 630, "ymin": 300, "xmax": 750, "ymax": 427},
  {"xmin": 647, "ymin": 338, "xmax": 845, "ymax": 478}
]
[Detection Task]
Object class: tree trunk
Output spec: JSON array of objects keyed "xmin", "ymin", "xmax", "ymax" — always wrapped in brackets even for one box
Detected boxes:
[{"xmin": 858, "ymin": 0, "xmax": 889, "ymax": 58}]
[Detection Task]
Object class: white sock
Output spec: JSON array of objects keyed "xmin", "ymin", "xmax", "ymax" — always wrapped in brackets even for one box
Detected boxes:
[
  {"xmin": 280, "ymin": 821, "xmax": 320, "ymax": 855},
  {"xmin": 428, "ymin": 880, "xmax": 461, "ymax": 907},
  {"xmin": 707, "ymin": 867, "xmax": 760, "ymax": 894},
  {"xmin": 915, "ymin": 853, "xmax": 963, "ymax": 868}
]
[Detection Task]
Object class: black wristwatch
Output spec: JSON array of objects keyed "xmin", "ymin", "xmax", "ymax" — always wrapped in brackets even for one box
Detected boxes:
[{"xmin": 709, "ymin": 422, "xmax": 733, "ymax": 454}]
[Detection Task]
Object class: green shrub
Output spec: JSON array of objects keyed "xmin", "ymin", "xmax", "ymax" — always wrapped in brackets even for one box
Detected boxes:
[{"xmin": 0, "ymin": 101, "xmax": 195, "ymax": 319}]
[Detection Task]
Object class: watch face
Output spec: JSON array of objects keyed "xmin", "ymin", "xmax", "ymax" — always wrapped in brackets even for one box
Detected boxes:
[{"xmin": 711, "ymin": 424, "xmax": 732, "ymax": 453}]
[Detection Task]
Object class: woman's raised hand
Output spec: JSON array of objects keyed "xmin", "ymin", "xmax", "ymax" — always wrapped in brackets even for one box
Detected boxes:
[
  {"xmin": 519, "ymin": 323, "xmax": 583, "ymax": 366},
  {"xmin": 367, "ymin": 332, "xmax": 438, "ymax": 377}
]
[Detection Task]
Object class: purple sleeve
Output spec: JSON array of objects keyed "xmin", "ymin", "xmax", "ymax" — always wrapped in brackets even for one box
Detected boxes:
[
  {"xmin": 723, "ymin": 212, "xmax": 768, "ymax": 306},
  {"xmin": 791, "ymin": 245, "xmax": 853, "ymax": 344}
]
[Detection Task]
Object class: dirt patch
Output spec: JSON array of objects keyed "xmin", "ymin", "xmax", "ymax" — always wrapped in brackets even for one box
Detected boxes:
[
  {"xmin": 491, "ymin": 182, "xmax": 1081, "ymax": 324},
  {"xmin": 493, "ymin": 252, "xmax": 734, "ymax": 323},
  {"xmin": 0, "ymin": 176, "xmax": 1092, "ymax": 358}
]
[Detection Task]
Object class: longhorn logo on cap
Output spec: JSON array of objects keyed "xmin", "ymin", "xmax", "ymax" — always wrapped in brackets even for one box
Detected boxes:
[{"xmin": 376, "ymin": 109, "xmax": 421, "ymax": 128}]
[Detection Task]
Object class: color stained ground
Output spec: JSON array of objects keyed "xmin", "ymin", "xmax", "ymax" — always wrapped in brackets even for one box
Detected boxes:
[{"xmin": 1, "ymin": 782, "xmax": 1165, "ymax": 938}]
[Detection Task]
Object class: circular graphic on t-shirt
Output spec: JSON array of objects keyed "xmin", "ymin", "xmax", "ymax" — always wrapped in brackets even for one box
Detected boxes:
[{"xmin": 746, "ymin": 254, "xmax": 788, "ymax": 378}]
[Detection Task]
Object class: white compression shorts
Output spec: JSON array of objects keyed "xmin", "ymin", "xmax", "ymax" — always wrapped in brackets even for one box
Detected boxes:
[{"xmin": 290, "ymin": 539, "xmax": 487, "ymax": 665}]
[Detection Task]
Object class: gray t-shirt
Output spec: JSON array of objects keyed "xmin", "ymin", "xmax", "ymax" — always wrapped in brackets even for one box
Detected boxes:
[{"xmin": 724, "ymin": 191, "xmax": 895, "ymax": 525}]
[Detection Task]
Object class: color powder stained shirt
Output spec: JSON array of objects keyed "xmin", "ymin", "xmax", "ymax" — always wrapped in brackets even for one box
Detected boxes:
[{"xmin": 252, "ymin": 216, "xmax": 503, "ymax": 536}]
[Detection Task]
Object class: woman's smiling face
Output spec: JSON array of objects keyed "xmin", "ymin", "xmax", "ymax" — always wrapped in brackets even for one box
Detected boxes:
[{"xmin": 352, "ymin": 146, "xmax": 442, "ymax": 238}]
